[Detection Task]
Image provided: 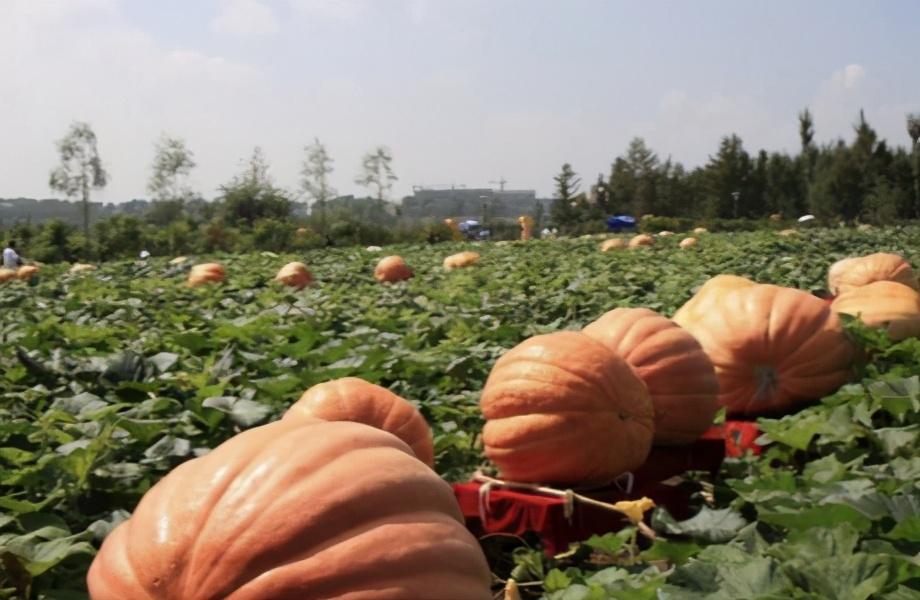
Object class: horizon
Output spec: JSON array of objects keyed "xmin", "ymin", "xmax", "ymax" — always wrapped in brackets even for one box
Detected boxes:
[{"xmin": 2, "ymin": 0, "xmax": 919, "ymax": 204}]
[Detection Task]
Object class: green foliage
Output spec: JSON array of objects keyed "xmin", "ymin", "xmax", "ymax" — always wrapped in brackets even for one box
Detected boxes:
[{"xmin": 1, "ymin": 227, "xmax": 920, "ymax": 597}]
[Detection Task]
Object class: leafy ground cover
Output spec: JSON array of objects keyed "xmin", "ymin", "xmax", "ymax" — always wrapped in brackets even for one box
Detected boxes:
[{"xmin": 1, "ymin": 227, "xmax": 919, "ymax": 598}]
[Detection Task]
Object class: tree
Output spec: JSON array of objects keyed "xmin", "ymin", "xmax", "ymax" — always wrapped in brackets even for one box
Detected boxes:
[
  {"xmin": 301, "ymin": 138, "xmax": 336, "ymax": 231},
  {"xmin": 704, "ymin": 134, "xmax": 753, "ymax": 218},
  {"xmin": 49, "ymin": 122, "xmax": 108, "ymax": 254},
  {"xmin": 147, "ymin": 134, "xmax": 197, "ymax": 225},
  {"xmin": 355, "ymin": 146, "xmax": 397, "ymax": 207},
  {"xmin": 219, "ymin": 147, "xmax": 291, "ymax": 227},
  {"xmin": 608, "ymin": 138, "xmax": 660, "ymax": 216},
  {"xmin": 550, "ymin": 163, "xmax": 581, "ymax": 228},
  {"xmin": 908, "ymin": 113, "xmax": 920, "ymax": 217}
]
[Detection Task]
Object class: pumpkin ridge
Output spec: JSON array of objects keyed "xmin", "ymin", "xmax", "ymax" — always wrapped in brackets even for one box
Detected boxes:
[{"xmin": 482, "ymin": 382, "xmax": 638, "ymax": 418}]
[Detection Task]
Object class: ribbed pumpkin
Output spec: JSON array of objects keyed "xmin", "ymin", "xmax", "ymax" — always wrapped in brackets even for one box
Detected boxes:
[
  {"xmin": 17, "ymin": 265, "xmax": 38, "ymax": 280},
  {"xmin": 480, "ymin": 331, "xmax": 654, "ymax": 485},
  {"xmin": 374, "ymin": 255, "xmax": 413, "ymax": 283},
  {"xmin": 0, "ymin": 268, "xmax": 17, "ymax": 283},
  {"xmin": 284, "ymin": 377, "xmax": 434, "ymax": 467},
  {"xmin": 600, "ymin": 238, "xmax": 626, "ymax": 252},
  {"xmin": 443, "ymin": 251, "xmax": 480, "ymax": 270},
  {"xmin": 673, "ymin": 283, "xmax": 854, "ymax": 416},
  {"xmin": 628, "ymin": 234, "xmax": 654, "ymax": 248},
  {"xmin": 679, "ymin": 237, "xmax": 697, "ymax": 249},
  {"xmin": 827, "ymin": 252, "xmax": 918, "ymax": 296},
  {"xmin": 187, "ymin": 263, "xmax": 225, "ymax": 287},
  {"xmin": 831, "ymin": 280, "xmax": 920, "ymax": 341},
  {"xmin": 86, "ymin": 419, "xmax": 492, "ymax": 600},
  {"xmin": 672, "ymin": 274, "xmax": 757, "ymax": 324},
  {"xmin": 275, "ymin": 261, "xmax": 312, "ymax": 290},
  {"xmin": 583, "ymin": 308, "xmax": 719, "ymax": 445}
]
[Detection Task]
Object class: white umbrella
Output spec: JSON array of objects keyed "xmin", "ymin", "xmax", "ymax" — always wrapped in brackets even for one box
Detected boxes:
[{"xmin": 797, "ymin": 214, "xmax": 815, "ymax": 223}]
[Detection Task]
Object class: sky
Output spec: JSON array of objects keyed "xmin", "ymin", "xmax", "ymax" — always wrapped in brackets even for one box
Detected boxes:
[{"xmin": 1, "ymin": 0, "xmax": 918, "ymax": 203}]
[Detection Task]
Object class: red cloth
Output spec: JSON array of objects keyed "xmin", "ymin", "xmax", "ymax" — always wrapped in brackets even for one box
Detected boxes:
[{"xmin": 452, "ymin": 437, "xmax": 724, "ymax": 555}]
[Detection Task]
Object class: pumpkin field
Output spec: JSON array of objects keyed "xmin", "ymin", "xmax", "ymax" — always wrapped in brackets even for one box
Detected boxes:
[{"xmin": 2, "ymin": 227, "xmax": 920, "ymax": 599}]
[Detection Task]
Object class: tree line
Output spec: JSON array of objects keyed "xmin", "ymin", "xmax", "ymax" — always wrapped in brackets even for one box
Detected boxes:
[{"xmin": 551, "ymin": 109, "xmax": 920, "ymax": 233}]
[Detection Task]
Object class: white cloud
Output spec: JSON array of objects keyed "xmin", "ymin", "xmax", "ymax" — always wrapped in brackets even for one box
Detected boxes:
[
  {"xmin": 290, "ymin": 0, "xmax": 364, "ymax": 20},
  {"xmin": 210, "ymin": 0, "xmax": 280, "ymax": 37},
  {"xmin": 832, "ymin": 63, "xmax": 866, "ymax": 90}
]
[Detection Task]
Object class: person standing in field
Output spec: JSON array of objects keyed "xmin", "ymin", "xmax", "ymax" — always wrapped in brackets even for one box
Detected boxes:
[{"xmin": 3, "ymin": 240, "xmax": 23, "ymax": 269}]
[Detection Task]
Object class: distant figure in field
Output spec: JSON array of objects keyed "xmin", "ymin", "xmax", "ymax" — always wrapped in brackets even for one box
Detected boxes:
[{"xmin": 3, "ymin": 240, "xmax": 23, "ymax": 269}]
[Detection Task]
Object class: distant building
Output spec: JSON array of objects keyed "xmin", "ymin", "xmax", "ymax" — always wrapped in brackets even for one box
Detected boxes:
[{"xmin": 401, "ymin": 186, "xmax": 552, "ymax": 221}]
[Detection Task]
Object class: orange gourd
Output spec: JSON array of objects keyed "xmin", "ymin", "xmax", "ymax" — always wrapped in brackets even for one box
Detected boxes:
[
  {"xmin": 480, "ymin": 331, "xmax": 654, "ymax": 485},
  {"xmin": 672, "ymin": 274, "xmax": 757, "ymax": 324},
  {"xmin": 86, "ymin": 419, "xmax": 492, "ymax": 600},
  {"xmin": 673, "ymin": 282, "xmax": 854, "ymax": 416},
  {"xmin": 70, "ymin": 263, "xmax": 96, "ymax": 273},
  {"xmin": 831, "ymin": 280, "xmax": 920, "ymax": 341},
  {"xmin": 0, "ymin": 268, "xmax": 16, "ymax": 283},
  {"xmin": 628, "ymin": 234, "xmax": 654, "ymax": 248},
  {"xmin": 827, "ymin": 252, "xmax": 918, "ymax": 296},
  {"xmin": 16, "ymin": 265, "xmax": 38, "ymax": 280},
  {"xmin": 187, "ymin": 263, "xmax": 225, "ymax": 287},
  {"xmin": 275, "ymin": 261, "xmax": 312, "ymax": 289},
  {"xmin": 284, "ymin": 377, "xmax": 434, "ymax": 467},
  {"xmin": 374, "ymin": 256, "xmax": 413, "ymax": 283},
  {"xmin": 600, "ymin": 238, "xmax": 626, "ymax": 252},
  {"xmin": 443, "ymin": 251, "xmax": 480, "ymax": 270},
  {"xmin": 583, "ymin": 308, "xmax": 719, "ymax": 445},
  {"xmin": 679, "ymin": 237, "xmax": 698, "ymax": 249}
]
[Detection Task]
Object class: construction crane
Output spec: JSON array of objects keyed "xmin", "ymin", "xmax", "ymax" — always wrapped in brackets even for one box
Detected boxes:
[{"xmin": 489, "ymin": 177, "xmax": 507, "ymax": 192}]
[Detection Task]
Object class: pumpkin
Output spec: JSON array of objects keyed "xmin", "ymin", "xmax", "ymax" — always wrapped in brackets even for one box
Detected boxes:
[
  {"xmin": 374, "ymin": 255, "xmax": 413, "ymax": 283},
  {"xmin": 295, "ymin": 227, "xmax": 309, "ymax": 236},
  {"xmin": 0, "ymin": 268, "xmax": 17, "ymax": 283},
  {"xmin": 679, "ymin": 237, "xmax": 697, "ymax": 249},
  {"xmin": 693, "ymin": 227, "xmax": 708, "ymax": 234},
  {"xmin": 275, "ymin": 261, "xmax": 312, "ymax": 290},
  {"xmin": 86, "ymin": 419, "xmax": 492, "ymax": 600},
  {"xmin": 827, "ymin": 252, "xmax": 918, "ymax": 296},
  {"xmin": 769, "ymin": 213, "xmax": 783, "ymax": 222},
  {"xmin": 583, "ymin": 308, "xmax": 719, "ymax": 445},
  {"xmin": 69, "ymin": 263, "xmax": 96, "ymax": 273},
  {"xmin": 284, "ymin": 377, "xmax": 434, "ymax": 467},
  {"xmin": 657, "ymin": 230, "xmax": 674, "ymax": 237},
  {"xmin": 672, "ymin": 274, "xmax": 757, "ymax": 324},
  {"xmin": 443, "ymin": 251, "xmax": 480, "ymax": 270},
  {"xmin": 673, "ymin": 282, "xmax": 854, "ymax": 416},
  {"xmin": 187, "ymin": 263, "xmax": 225, "ymax": 287},
  {"xmin": 777, "ymin": 229, "xmax": 797, "ymax": 236},
  {"xmin": 600, "ymin": 238, "xmax": 626, "ymax": 252},
  {"xmin": 480, "ymin": 331, "xmax": 654, "ymax": 485},
  {"xmin": 169, "ymin": 256, "xmax": 189, "ymax": 265},
  {"xmin": 831, "ymin": 281, "xmax": 920, "ymax": 341},
  {"xmin": 17, "ymin": 265, "xmax": 38, "ymax": 280},
  {"xmin": 628, "ymin": 234, "xmax": 654, "ymax": 248}
]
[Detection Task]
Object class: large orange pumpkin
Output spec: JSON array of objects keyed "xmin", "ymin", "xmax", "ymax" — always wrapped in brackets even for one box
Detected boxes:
[
  {"xmin": 672, "ymin": 274, "xmax": 757, "ymax": 323},
  {"xmin": 275, "ymin": 261, "xmax": 312, "ymax": 290},
  {"xmin": 583, "ymin": 308, "xmax": 719, "ymax": 445},
  {"xmin": 831, "ymin": 280, "xmax": 920, "ymax": 341},
  {"xmin": 374, "ymin": 256, "xmax": 413, "ymax": 283},
  {"xmin": 827, "ymin": 252, "xmax": 918, "ymax": 296},
  {"xmin": 673, "ymin": 283, "xmax": 854, "ymax": 416},
  {"xmin": 443, "ymin": 251, "xmax": 480, "ymax": 270},
  {"xmin": 86, "ymin": 419, "xmax": 492, "ymax": 600},
  {"xmin": 480, "ymin": 331, "xmax": 654, "ymax": 485},
  {"xmin": 284, "ymin": 377, "xmax": 434, "ymax": 467},
  {"xmin": 600, "ymin": 238, "xmax": 626, "ymax": 252},
  {"xmin": 187, "ymin": 263, "xmax": 225, "ymax": 287}
]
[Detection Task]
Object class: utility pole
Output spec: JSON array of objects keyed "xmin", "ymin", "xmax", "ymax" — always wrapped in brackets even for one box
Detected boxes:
[{"xmin": 489, "ymin": 176, "xmax": 507, "ymax": 192}]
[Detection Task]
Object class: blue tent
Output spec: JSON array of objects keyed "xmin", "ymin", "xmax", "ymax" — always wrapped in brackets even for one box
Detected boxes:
[{"xmin": 606, "ymin": 215, "xmax": 637, "ymax": 231}]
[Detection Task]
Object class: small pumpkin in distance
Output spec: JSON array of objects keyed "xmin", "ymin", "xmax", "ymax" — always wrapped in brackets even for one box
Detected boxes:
[
  {"xmin": 628, "ymin": 234, "xmax": 654, "ymax": 248},
  {"xmin": 583, "ymin": 307, "xmax": 719, "ymax": 445},
  {"xmin": 69, "ymin": 263, "xmax": 96, "ymax": 273},
  {"xmin": 374, "ymin": 255, "xmax": 413, "ymax": 283},
  {"xmin": 827, "ymin": 252, "xmax": 918, "ymax": 296},
  {"xmin": 16, "ymin": 265, "xmax": 38, "ymax": 280},
  {"xmin": 657, "ymin": 230, "xmax": 674, "ymax": 237},
  {"xmin": 599, "ymin": 238, "xmax": 626, "ymax": 252},
  {"xmin": 480, "ymin": 331, "xmax": 654, "ymax": 485},
  {"xmin": 86, "ymin": 419, "xmax": 492, "ymax": 600},
  {"xmin": 187, "ymin": 262, "xmax": 225, "ymax": 287},
  {"xmin": 693, "ymin": 227, "xmax": 708, "ymax": 234},
  {"xmin": 284, "ymin": 377, "xmax": 434, "ymax": 467},
  {"xmin": 673, "ymin": 282, "xmax": 854, "ymax": 416},
  {"xmin": 169, "ymin": 256, "xmax": 189, "ymax": 265},
  {"xmin": 831, "ymin": 280, "xmax": 920, "ymax": 341},
  {"xmin": 679, "ymin": 237, "xmax": 698, "ymax": 249},
  {"xmin": 443, "ymin": 251, "xmax": 480, "ymax": 270},
  {"xmin": 777, "ymin": 229, "xmax": 798, "ymax": 237},
  {"xmin": 275, "ymin": 261, "xmax": 312, "ymax": 289}
]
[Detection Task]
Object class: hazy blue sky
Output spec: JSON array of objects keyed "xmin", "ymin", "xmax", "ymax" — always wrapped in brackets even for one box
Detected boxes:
[{"xmin": 1, "ymin": 0, "xmax": 918, "ymax": 202}]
